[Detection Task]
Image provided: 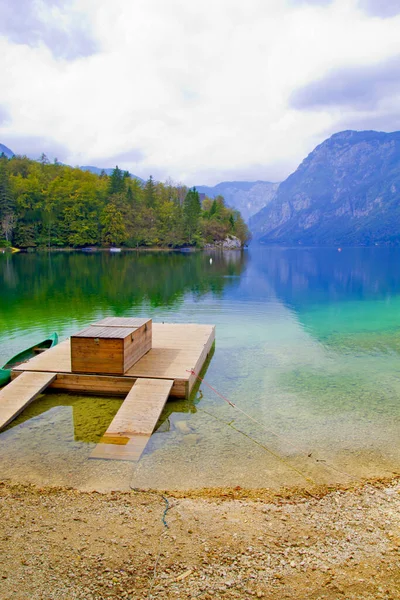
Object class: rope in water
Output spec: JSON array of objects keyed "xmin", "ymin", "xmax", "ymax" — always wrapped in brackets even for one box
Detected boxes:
[
  {"xmin": 188, "ymin": 368, "xmax": 356, "ymax": 482},
  {"xmin": 188, "ymin": 368, "xmax": 311, "ymax": 458},
  {"xmin": 199, "ymin": 407, "xmax": 316, "ymax": 485}
]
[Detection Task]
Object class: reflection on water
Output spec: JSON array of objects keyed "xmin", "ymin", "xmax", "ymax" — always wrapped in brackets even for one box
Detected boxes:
[{"xmin": 0, "ymin": 247, "xmax": 399, "ymax": 490}]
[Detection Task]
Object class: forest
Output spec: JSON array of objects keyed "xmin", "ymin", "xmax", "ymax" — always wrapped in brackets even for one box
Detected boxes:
[{"xmin": 0, "ymin": 153, "xmax": 250, "ymax": 249}]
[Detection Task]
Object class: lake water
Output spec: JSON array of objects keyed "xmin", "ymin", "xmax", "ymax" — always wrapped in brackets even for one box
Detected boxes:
[{"xmin": 0, "ymin": 247, "xmax": 399, "ymax": 491}]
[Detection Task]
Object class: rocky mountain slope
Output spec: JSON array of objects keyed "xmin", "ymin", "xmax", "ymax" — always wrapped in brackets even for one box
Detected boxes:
[
  {"xmin": 250, "ymin": 130, "xmax": 400, "ymax": 246},
  {"xmin": 0, "ymin": 143, "xmax": 14, "ymax": 159},
  {"xmin": 196, "ymin": 180, "xmax": 279, "ymax": 222}
]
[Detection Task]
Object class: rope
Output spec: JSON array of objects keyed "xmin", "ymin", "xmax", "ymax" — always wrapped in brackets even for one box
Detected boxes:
[
  {"xmin": 199, "ymin": 407, "xmax": 316, "ymax": 485},
  {"xmin": 161, "ymin": 494, "xmax": 170, "ymax": 528},
  {"xmin": 189, "ymin": 368, "xmax": 357, "ymax": 483},
  {"xmin": 188, "ymin": 368, "xmax": 311, "ymax": 457},
  {"xmin": 147, "ymin": 494, "xmax": 171, "ymax": 598}
]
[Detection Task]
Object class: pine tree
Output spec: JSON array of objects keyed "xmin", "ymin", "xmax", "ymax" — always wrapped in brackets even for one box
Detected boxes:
[
  {"xmin": 144, "ymin": 175, "xmax": 156, "ymax": 208},
  {"xmin": 183, "ymin": 187, "xmax": 201, "ymax": 244},
  {"xmin": 0, "ymin": 155, "xmax": 16, "ymax": 243},
  {"xmin": 108, "ymin": 166, "xmax": 125, "ymax": 195}
]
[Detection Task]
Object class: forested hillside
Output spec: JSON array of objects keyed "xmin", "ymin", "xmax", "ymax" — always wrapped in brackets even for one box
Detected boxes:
[{"xmin": 0, "ymin": 153, "xmax": 250, "ymax": 249}]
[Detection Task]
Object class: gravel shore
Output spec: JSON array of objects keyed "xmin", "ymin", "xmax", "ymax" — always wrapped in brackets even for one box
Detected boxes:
[{"xmin": 0, "ymin": 478, "xmax": 399, "ymax": 599}]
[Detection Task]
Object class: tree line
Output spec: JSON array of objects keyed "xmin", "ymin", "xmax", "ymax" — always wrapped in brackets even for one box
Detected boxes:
[{"xmin": 0, "ymin": 153, "xmax": 251, "ymax": 249}]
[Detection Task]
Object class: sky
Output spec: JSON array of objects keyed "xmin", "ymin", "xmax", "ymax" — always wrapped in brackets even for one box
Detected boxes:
[{"xmin": 1, "ymin": 0, "xmax": 400, "ymax": 185}]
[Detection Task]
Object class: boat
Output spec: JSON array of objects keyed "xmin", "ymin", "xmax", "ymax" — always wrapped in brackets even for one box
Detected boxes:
[
  {"xmin": 109, "ymin": 247, "xmax": 121, "ymax": 253},
  {"xmin": 0, "ymin": 333, "xmax": 58, "ymax": 387}
]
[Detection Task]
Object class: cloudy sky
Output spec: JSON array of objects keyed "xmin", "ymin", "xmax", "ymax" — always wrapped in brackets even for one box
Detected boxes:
[{"xmin": 1, "ymin": 0, "xmax": 400, "ymax": 185}]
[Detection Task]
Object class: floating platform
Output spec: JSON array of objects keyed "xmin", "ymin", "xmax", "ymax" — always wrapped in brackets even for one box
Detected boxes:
[
  {"xmin": 1, "ymin": 323, "xmax": 215, "ymax": 462},
  {"xmin": 11, "ymin": 323, "xmax": 215, "ymax": 399}
]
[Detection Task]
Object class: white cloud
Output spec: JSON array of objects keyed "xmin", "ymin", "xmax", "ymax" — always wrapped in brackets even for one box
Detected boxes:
[{"xmin": 1, "ymin": 0, "xmax": 400, "ymax": 184}]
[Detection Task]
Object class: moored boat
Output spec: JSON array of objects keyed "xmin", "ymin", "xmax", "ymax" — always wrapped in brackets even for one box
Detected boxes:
[{"xmin": 0, "ymin": 333, "xmax": 58, "ymax": 387}]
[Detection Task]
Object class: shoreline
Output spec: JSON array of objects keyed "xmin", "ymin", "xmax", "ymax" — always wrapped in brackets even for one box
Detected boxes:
[
  {"xmin": 1, "ymin": 476, "xmax": 399, "ymax": 599},
  {"xmin": 1, "ymin": 245, "xmax": 246, "ymax": 254}
]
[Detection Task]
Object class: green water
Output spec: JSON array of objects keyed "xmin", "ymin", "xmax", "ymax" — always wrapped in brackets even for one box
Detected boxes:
[{"xmin": 0, "ymin": 247, "xmax": 399, "ymax": 491}]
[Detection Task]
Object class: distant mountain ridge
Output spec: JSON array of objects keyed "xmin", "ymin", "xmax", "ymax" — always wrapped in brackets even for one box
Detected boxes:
[
  {"xmin": 250, "ymin": 130, "xmax": 400, "ymax": 246},
  {"xmin": 0, "ymin": 143, "xmax": 14, "ymax": 159},
  {"xmin": 195, "ymin": 180, "xmax": 280, "ymax": 222}
]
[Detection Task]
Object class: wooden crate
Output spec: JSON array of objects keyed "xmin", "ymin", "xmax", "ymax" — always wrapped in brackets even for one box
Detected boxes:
[{"xmin": 71, "ymin": 318, "xmax": 152, "ymax": 375}]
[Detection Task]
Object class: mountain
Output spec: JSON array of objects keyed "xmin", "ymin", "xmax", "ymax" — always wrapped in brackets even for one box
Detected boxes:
[
  {"xmin": 79, "ymin": 165, "xmax": 143, "ymax": 182},
  {"xmin": 0, "ymin": 143, "xmax": 14, "ymax": 159},
  {"xmin": 195, "ymin": 180, "xmax": 279, "ymax": 222},
  {"xmin": 250, "ymin": 130, "xmax": 400, "ymax": 246}
]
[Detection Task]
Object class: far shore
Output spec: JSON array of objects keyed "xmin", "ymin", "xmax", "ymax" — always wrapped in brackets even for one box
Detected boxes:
[{"xmin": 1, "ymin": 245, "xmax": 247, "ymax": 253}]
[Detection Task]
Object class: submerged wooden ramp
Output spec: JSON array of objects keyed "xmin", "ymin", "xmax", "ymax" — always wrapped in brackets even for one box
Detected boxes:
[
  {"xmin": 91, "ymin": 378, "xmax": 173, "ymax": 462},
  {"xmin": 0, "ymin": 371, "xmax": 56, "ymax": 431}
]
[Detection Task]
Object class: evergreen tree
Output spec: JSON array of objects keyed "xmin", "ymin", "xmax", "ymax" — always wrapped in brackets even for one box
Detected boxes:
[
  {"xmin": 183, "ymin": 187, "xmax": 201, "ymax": 244},
  {"xmin": 144, "ymin": 175, "xmax": 156, "ymax": 208},
  {"xmin": 108, "ymin": 166, "xmax": 125, "ymax": 195},
  {"xmin": 0, "ymin": 155, "xmax": 16, "ymax": 244}
]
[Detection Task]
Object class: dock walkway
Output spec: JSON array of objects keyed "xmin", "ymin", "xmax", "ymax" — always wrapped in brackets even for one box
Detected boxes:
[
  {"xmin": 91, "ymin": 378, "xmax": 173, "ymax": 461},
  {"xmin": 0, "ymin": 372, "xmax": 56, "ymax": 431}
]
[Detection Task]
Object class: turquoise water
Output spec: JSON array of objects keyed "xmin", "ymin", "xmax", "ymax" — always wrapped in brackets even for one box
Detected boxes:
[{"xmin": 0, "ymin": 247, "xmax": 399, "ymax": 490}]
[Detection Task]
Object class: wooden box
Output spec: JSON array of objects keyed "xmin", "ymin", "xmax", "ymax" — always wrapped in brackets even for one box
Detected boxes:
[{"xmin": 71, "ymin": 317, "xmax": 152, "ymax": 375}]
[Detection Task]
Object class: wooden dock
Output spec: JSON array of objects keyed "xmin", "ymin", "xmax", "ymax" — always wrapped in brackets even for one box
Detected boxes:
[
  {"xmin": 12, "ymin": 323, "xmax": 215, "ymax": 399},
  {"xmin": 2, "ymin": 322, "xmax": 215, "ymax": 461},
  {"xmin": 0, "ymin": 372, "xmax": 56, "ymax": 431},
  {"xmin": 91, "ymin": 378, "xmax": 173, "ymax": 461}
]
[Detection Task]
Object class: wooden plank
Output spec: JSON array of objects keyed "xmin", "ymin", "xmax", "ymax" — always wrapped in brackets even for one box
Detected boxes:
[
  {"xmin": 73, "ymin": 326, "xmax": 137, "ymax": 338},
  {"xmin": 91, "ymin": 436, "xmax": 149, "ymax": 461},
  {"xmin": 11, "ymin": 372, "xmax": 187, "ymax": 398},
  {"xmin": 189, "ymin": 326, "xmax": 216, "ymax": 396},
  {"xmin": 0, "ymin": 371, "xmax": 56, "ymax": 431},
  {"xmin": 13, "ymin": 340, "xmax": 71, "ymax": 373},
  {"xmin": 94, "ymin": 317, "xmax": 151, "ymax": 328},
  {"xmin": 103, "ymin": 378, "xmax": 173, "ymax": 438},
  {"xmin": 91, "ymin": 378, "xmax": 173, "ymax": 462},
  {"xmin": 50, "ymin": 373, "xmax": 137, "ymax": 396}
]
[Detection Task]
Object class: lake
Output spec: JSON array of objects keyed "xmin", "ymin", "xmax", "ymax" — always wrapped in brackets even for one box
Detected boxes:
[{"xmin": 0, "ymin": 247, "xmax": 399, "ymax": 491}]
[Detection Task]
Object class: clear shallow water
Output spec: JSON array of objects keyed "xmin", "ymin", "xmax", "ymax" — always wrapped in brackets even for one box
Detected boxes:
[{"xmin": 0, "ymin": 247, "xmax": 399, "ymax": 491}]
